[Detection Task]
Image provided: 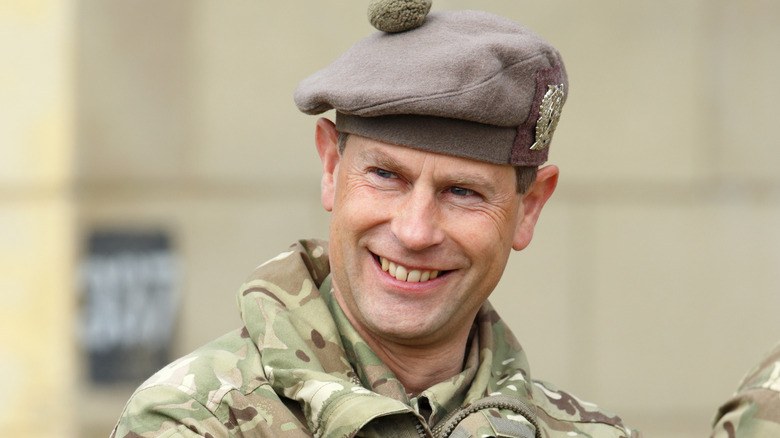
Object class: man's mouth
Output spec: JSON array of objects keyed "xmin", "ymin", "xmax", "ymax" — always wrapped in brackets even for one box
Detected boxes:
[{"xmin": 377, "ymin": 255, "xmax": 442, "ymax": 283}]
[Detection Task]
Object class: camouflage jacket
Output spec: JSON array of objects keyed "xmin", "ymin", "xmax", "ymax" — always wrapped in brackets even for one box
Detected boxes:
[
  {"xmin": 711, "ymin": 342, "xmax": 780, "ymax": 437},
  {"xmin": 111, "ymin": 239, "xmax": 639, "ymax": 438}
]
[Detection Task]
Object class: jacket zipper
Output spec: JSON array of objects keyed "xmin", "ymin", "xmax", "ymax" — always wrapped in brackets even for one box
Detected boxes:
[
  {"xmin": 415, "ymin": 420, "xmax": 429, "ymax": 438},
  {"xmin": 431, "ymin": 395, "xmax": 541, "ymax": 438}
]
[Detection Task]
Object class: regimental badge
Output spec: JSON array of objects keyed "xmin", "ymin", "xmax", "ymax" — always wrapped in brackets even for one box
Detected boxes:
[{"xmin": 529, "ymin": 84, "xmax": 565, "ymax": 151}]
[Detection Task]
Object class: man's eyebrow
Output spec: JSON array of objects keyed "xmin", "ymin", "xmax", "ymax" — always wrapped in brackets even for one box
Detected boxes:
[
  {"xmin": 449, "ymin": 174, "xmax": 495, "ymax": 189},
  {"xmin": 358, "ymin": 148, "xmax": 410, "ymax": 174}
]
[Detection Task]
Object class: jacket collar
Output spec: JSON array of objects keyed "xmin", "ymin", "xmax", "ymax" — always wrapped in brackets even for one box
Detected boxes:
[{"xmin": 238, "ymin": 239, "xmax": 537, "ymax": 436}]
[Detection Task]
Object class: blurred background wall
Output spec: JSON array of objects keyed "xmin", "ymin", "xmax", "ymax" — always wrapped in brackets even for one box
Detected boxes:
[{"xmin": 2, "ymin": 1, "xmax": 779, "ymax": 437}]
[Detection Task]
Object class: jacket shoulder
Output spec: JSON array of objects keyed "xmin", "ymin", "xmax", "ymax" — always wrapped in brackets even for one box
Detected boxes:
[
  {"xmin": 712, "ymin": 343, "xmax": 780, "ymax": 437},
  {"xmin": 111, "ymin": 329, "xmax": 311, "ymax": 437},
  {"xmin": 138, "ymin": 328, "xmax": 267, "ymax": 403},
  {"xmin": 531, "ymin": 379, "xmax": 641, "ymax": 437}
]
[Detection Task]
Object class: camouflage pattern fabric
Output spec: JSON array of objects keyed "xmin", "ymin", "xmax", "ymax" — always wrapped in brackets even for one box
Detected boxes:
[
  {"xmin": 111, "ymin": 239, "xmax": 640, "ymax": 438},
  {"xmin": 712, "ymin": 342, "xmax": 780, "ymax": 437}
]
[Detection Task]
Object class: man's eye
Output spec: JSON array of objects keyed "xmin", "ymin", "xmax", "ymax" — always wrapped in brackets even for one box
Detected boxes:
[
  {"xmin": 373, "ymin": 168, "xmax": 396, "ymax": 179},
  {"xmin": 449, "ymin": 186, "xmax": 475, "ymax": 197}
]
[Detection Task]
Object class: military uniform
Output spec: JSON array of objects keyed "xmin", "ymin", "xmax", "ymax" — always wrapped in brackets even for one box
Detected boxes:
[
  {"xmin": 711, "ymin": 343, "xmax": 780, "ymax": 437},
  {"xmin": 111, "ymin": 240, "xmax": 639, "ymax": 438}
]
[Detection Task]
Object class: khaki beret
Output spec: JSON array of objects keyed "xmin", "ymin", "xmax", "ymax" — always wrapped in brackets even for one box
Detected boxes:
[{"xmin": 295, "ymin": 9, "xmax": 567, "ymax": 166}]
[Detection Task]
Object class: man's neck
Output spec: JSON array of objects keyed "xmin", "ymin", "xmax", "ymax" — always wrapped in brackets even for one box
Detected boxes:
[
  {"xmin": 362, "ymin": 330, "xmax": 471, "ymax": 396},
  {"xmin": 332, "ymin": 290, "xmax": 474, "ymax": 396}
]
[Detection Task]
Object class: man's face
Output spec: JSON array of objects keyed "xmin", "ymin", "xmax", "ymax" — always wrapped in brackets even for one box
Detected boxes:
[{"xmin": 317, "ymin": 126, "xmax": 546, "ymax": 347}]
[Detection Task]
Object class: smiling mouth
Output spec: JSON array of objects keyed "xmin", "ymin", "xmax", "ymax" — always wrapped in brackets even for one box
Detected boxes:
[{"xmin": 375, "ymin": 255, "xmax": 444, "ymax": 283}]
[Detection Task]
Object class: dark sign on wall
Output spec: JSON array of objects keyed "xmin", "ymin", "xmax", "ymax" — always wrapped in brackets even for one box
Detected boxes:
[{"xmin": 79, "ymin": 231, "xmax": 178, "ymax": 383}]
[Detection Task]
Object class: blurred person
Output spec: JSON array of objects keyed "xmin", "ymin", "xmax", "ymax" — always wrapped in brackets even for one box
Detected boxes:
[
  {"xmin": 711, "ymin": 342, "xmax": 780, "ymax": 437},
  {"xmin": 111, "ymin": 2, "xmax": 639, "ymax": 437}
]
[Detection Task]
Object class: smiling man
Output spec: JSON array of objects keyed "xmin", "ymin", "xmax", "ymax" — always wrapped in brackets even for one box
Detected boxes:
[
  {"xmin": 316, "ymin": 129, "xmax": 557, "ymax": 398},
  {"xmin": 111, "ymin": 3, "xmax": 639, "ymax": 438}
]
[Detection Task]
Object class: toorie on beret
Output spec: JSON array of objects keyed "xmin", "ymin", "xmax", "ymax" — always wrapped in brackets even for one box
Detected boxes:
[{"xmin": 294, "ymin": 7, "xmax": 568, "ymax": 167}]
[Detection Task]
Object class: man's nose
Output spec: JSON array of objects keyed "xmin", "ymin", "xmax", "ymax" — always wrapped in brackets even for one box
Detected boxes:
[{"xmin": 390, "ymin": 190, "xmax": 445, "ymax": 251}]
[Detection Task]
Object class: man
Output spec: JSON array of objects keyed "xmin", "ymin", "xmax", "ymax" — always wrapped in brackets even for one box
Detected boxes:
[
  {"xmin": 711, "ymin": 342, "xmax": 780, "ymax": 437},
  {"xmin": 111, "ymin": 3, "xmax": 639, "ymax": 437}
]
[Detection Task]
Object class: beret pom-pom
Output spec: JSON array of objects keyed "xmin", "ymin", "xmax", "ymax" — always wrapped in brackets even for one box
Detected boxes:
[{"xmin": 368, "ymin": 0, "xmax": 432, "ymax": 33}]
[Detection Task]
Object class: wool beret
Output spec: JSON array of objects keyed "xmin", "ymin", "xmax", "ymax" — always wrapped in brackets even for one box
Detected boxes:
[{"xmin": 294, "ymin": 9, "xmax": 568, "ymax": 166}]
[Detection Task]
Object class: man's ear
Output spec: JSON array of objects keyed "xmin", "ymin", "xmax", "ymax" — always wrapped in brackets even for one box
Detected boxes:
[
  {"xmin": 513, "ymin": 165, "xmax": 559, "ymax": 251},
  {"xmin": 315, "ymin": 117, "xmax": 340, "ymax": 212}
]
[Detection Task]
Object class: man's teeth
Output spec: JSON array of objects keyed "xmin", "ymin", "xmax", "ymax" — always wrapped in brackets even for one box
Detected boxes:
[{"xmin": 379, "ymin": 257, "xmax": 439, "ymax": 282}]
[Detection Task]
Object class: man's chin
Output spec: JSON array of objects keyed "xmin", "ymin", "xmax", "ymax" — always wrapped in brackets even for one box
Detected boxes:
[{"xmin": 361, "ymin": 311, "xmax": 450, "ymax": 345}]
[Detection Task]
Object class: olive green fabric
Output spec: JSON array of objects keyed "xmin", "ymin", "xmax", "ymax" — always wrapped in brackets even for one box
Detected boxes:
[
  {"xmin": 111, "ymin": 240, "xmax": 639, "ymax": 437},
  {"xmin": 712, "ymin": 343, "xmax": 780, "ymax": 437},
  {"xmin": 367, "ymin": 0, "xmax": 431, "ymax": 33}
]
